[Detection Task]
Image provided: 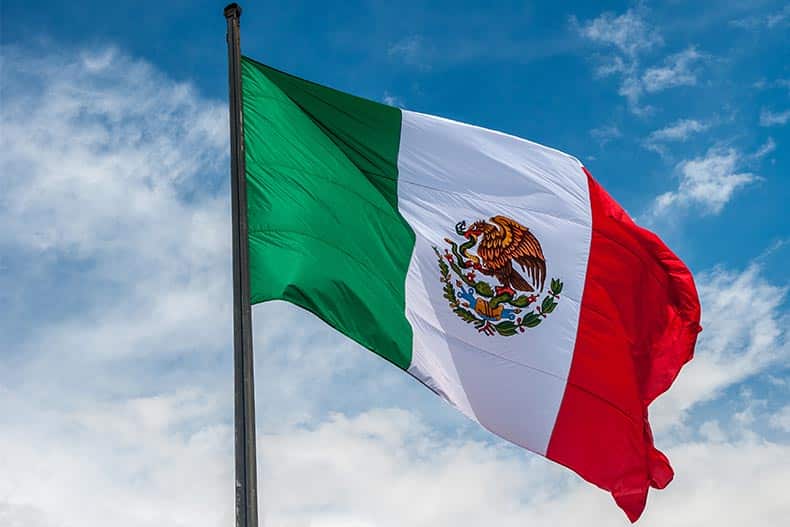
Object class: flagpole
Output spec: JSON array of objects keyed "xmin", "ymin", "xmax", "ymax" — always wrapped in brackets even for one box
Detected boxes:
[{"xmin": 224, "ymin": 4, "xmax": 259, "ymax": 527}]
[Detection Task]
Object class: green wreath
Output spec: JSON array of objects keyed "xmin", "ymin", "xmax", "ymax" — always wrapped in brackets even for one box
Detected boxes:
[{"xmin": 433, "ymin": 245, "xmax": 563, "ymax": 337}]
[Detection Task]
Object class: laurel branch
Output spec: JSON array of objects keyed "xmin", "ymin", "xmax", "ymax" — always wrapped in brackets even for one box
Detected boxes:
[{"xmin": 433, "ymin": 245, "xmax": 563, "ymax": 336}]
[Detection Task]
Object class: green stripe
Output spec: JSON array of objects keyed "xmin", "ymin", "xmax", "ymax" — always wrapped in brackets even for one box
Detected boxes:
[{"xmin": 241, "ymin": 57, "xmax": 415, "ymax": 370}]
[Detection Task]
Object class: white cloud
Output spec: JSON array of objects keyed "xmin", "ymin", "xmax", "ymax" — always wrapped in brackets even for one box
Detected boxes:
[
  {"xmin": 589, "ymin": 124, "xmax": 621, "ymax": 146},
  {"xmin": 573, "ymin": 8, "xmax": 662, "ymax": 57},
  {"xmin": 644, "ymin": 118, "xmax": 709, "ymax": 155},
  {"xmin": 759, "ymin": 108, "xmax": 790, "ymax": 127},
  {"xmin": 652, "ymin": 148, "xmax": 759, "ymax": 215},
  {"xmin": 0, "ymin": 44, "xmax": 235, "ymax": 526},
  {"xmin": 698, "ymin": 420, "xmax": 727, "ymax": 442},
  {"xmin": 388, "ymin": 35, "xmax": 432, "ymax": 70},
  {"xmin": 573, "ymin": 7, "xmax": 660, "ymax": 115},
  {"xmin": 752, "ymin": 137, "xmax": 777, "ymax": 159},
  {"xmin": 618, "ymin": 76, "xmax": 653, "ymax": 115},
  {"xmin": 4, "ymin": 393, "xmax": 789, "ymax": 527},
  {"xmin": 770, "ymin": 405, "xmax": 790, "ymax": 433},
  {"xmin": 259, "ymin": 410, "xmax": 790, "ymax": 527},
  {"xmin": 575, "ymin": 10, "xmax": 707, "ymax": 114},
  {"xmin": 732, "ymin": 388, "xmax": 765, "ymax": 430},
  {"xmin": 642, "ymin": 47, "xmax": 704, "ymax": 92},
  {"xmin": 651, "ymin": 264, "xmax": 789, "ymax": 431},
  {"xmin": 648, "ymin": 119, "xmax": 708, "ymax": 142},
  {"xmin": 753, "ymin": 78, "xmax": 790, "ymax": 92},
  {"xmin": 0, "ymin": 389, "xmax": 234, "ymax": 527},
  {"xmin": 0, "ymin": 45, "xmax": 232, "ymax": 370},
  {"xmin": 731, "ymin": 5, "xmax": 790, "ymax": 30}
]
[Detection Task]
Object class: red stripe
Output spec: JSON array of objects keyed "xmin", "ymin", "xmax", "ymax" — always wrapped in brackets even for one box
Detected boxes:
[{"xmin": 546, "ymin": 168, "xmax": 702, "ymax": 522}]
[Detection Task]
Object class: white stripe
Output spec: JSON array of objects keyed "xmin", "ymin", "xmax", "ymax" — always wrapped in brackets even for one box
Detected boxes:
[{"xmin": 397, "ymin": 110, "xmax": 592, "ymax": 454}]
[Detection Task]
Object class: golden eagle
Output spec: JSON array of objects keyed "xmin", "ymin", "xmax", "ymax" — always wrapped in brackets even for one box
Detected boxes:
[{"xmin": 463, "ymin": 215, "xmax": 546, "ymax": 296}]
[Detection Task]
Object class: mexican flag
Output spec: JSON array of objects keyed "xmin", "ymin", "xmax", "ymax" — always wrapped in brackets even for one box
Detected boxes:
[{"xmin": 240, "ymin": 56, "xmax": 702, "ymax": 522}]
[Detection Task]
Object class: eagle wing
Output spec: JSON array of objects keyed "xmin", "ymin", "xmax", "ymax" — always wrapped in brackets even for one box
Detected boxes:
[{"xmin": 490, "ymin": 215, "xmax": 546, "ymax": 291}]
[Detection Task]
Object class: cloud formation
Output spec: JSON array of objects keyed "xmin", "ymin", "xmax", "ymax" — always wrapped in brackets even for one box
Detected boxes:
[
  {"xmin": 574, "ymin": 7, "xmax": 662, "ymax": 58},
  {"xmin": 651, "ymin": 264, "xmax": 789, "ymax": 431},
  {"xmin": 0, "ymin": 44, "xmax": 235, "ymax": 525},
  {"xmin": 642, "ymin": 47, "xmax": 704, "ymax": 93},
  {"xmin": 652, "ymin": 148, "xmax": 759, "ymax": 215},
  {"xmin": 575, "ymin": 9, "xmax": 707, "ymax": 114},
  {"xmin": 752, "ymin": 137, "xmax": 777, "ymax": 159},
  {"xmin": 771, "ymin": 405, "xmax": 790, "ymax": 433},
  {"xmin": 589, "ymin": 124, "xmax": 622, "ymax": 146},
  {"xmin": 388, "ymin": 35, "xmax": 432, "ymax": 70},
  {"xmin": 731, "ymin": 5, "xmax": 790, "ymax": 30},
  {"xmin": 759, "ymin": 108, "xmax": 790, "ymax": 127},
  {"xmin": 644, "ymin": 118, "xmax": 710, "ymax": 155}
]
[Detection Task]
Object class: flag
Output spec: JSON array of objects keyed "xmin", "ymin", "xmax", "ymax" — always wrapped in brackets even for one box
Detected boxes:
[{"xmin": 240, "ymin": 55, "xmax": 702, "ymax": 522}]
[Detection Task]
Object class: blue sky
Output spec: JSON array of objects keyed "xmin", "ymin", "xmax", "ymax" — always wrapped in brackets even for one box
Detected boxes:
[{"xmin": 1, "ymin": 1, "xmax": 788, "ymax": 526}]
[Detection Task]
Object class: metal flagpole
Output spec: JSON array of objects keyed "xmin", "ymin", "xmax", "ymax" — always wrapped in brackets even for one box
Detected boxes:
[{"xmin": 224, "ymin": 4, "xmax": 259, "ymax": 527}]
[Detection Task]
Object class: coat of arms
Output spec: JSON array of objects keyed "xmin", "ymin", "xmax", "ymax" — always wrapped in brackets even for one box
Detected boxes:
[{"xmin": 434, "ymin": 215, "xmax": 563, "ymax": 336}]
